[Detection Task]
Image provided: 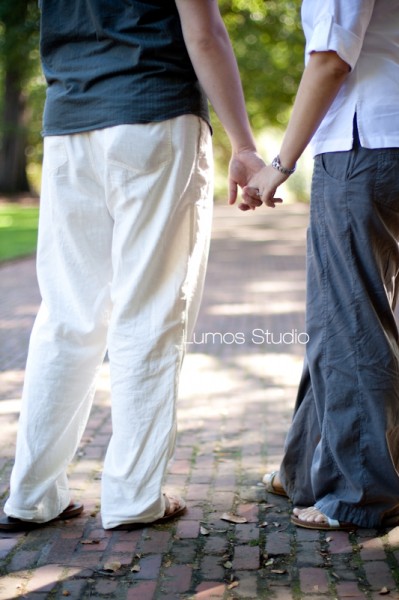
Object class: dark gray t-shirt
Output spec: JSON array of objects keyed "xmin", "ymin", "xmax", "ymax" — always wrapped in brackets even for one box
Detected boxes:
[{"xmin": 39, "ymin": 0, "xmax": 210, "ymax": 136}]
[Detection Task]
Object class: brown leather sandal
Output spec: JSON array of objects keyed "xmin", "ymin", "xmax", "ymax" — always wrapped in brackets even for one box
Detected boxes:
[{"xmin": 0, "ymin": 502, "xmax": 84, "ymax": 532}]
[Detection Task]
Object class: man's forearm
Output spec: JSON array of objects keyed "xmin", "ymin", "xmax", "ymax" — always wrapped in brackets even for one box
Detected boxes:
[{"xmin": 176, "ymin": 0, "xmax": 256, "ymax": 153}]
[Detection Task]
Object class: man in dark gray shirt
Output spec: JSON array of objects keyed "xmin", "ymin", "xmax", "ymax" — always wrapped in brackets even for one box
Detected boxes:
[{"xmin": 1, "ymin": 0, "xmax": 264, "ymax": 531}]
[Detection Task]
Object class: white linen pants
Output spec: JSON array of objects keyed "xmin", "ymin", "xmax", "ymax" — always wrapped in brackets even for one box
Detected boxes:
[{"xmin": 4, "ymin": 115, "xmax": 213, "ymax": 529}]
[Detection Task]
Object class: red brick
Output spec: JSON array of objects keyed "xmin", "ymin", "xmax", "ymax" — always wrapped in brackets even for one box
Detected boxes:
[
  {"xmin": 133, "ymin": 554, "xmax": 162, "ymax": 579},
  {"xmin": 112, "ymin": 529, "xmax": 142, "ymax": 543},
  {"xmin": 126, "ymin": 581, "xmax": 158, "ymax": 599},
  {"xmin": 94, "ymin": 579, "xmax": 119, "ymax": 594},
  {"xmin": 211, "ymin": 491, "xmax": 235, "ymax": 509},
  {"xmin": 176, "ymin": 520, "xmax": 199, "ymax": 539},
  {"xmin": 110, "ymin": 540, "xmax": 138, "ymax": 553},
  {"xmin": 46, "ymin": 538, "xmax": 81, "ymax": 563},
  {"xmin": 200, "ymin": 556, "xmax": 225, "ymax": 580},
  {"xmin": 185, "ymin": 484, "xmax": 210, "ymax": 502},
  {"xmin": 327, "ymin": 530, "xmax": 352, "ymax": 554},
  {"xmin": 267, "ymin": 587, "xmax": 294, "ymax": 600},
  {"xmin": 168, "ymin": 459, "xmax": 191, "ymax": 475},
  {"xmin": 236, "ymin": 523, "xmax": 259, "ymax": 544},
  {"xmin": 363, "ymin": 560, "xmax": 395, "ymax": 590},
  {"xmin": 214, "ymin": 472, "xmax": 236, "ymax": 489},
  {"xmin": 65, "ymin": 554, "xmax": 101, "ymax": 568},
  {"xmin": 173, "ymin": 447, "xmax": 193, "ymax": 461},
  {"xmin": 101, "ymin": 553, "xmax": 133, "ymax": 567},
  {"xmin": 9, "ymin": 550, "xmax": 40, "ymax": 572},
  {"xmin": 233, "ymin": 545, "xmax": 259, "ymax": 570},
  {"xmin": 232, "ymin": 570, "xmax": 258, "ymax": 597},
  {"xmin": 299, "ymin": 567, "xmax": 329, "ymax": 594},
  {"xmin": 236, "ymin": 503, "xmax": 258, "ymax": 524},
  {"xmin": 336, "ymin": 582, "xmax": 367, "ymax": 599},
  {"xmin": 265, "ymin": 531, "xmax": 291, "ymax": 556},
  {"xmin": 162, "ymin": 564, "xmax": 192, "ymax": 594},
  {"xmin": 140, "ymin": 530, "xmax": 171, "ymax": 554},
  {"xmin": 204, "ymin": 536, "xmax": 228, "ymax": 555},
  {"xmin": 60, "ymin": 579, "xmax": 88, "ymax": 600},
  {"xmin": 164, "ymin": 474, "xmax": 187, "ymax": 490},
  {"xmin": 79, "ymin": 538, "xmax": 109, "ymax": 552},
  {"xmin": 60, "ymin": 529, "xmax": 87, "ymax": 539},
  {"xmin": 181, "ymin": 506, "xmax": 203, "ymax": 521}
]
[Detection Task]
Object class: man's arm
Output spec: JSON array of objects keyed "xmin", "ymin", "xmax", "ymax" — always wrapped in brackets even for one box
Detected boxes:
[{"xmin": 175, "ymin": 0, "xmax": 265, "ymax": 204}]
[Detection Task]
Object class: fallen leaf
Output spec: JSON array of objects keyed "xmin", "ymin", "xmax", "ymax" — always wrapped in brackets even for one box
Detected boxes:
[
  {"xmin": 227, "ymin": 581, "xmax": 239, "ymax": 590},
  {"xmin": 81, "ymin": 539, "xmax": 100, "ymax": 545},
  {"xmin": 223, "ymin": 561, "xmax": 233, "ymax": 569},
  {"xmin": 265, "ymin": 558, "xmax": 275, "ymax": 566},
  {"xmin": 62, "ymin": 592, "xmax": 70, "ymax": 597},
  {"xmin": 200, "ymin": 526, "xmax": 210, "ymax": 535},
  {"xmin": 130, "ymin": 565, "xmax": 141, "ymax": 573},
  {"xmin": 259, "ymin": 521, "xmax": 268, "ymax": 528},
  {"xmin": 164, "ymin": 560, "xmax": 172, "ymax": 568},
  {"xmin": 103, "ymin": 561, "xmax": 121, "ymax": 572},
  {"xmin": 379, "ymin": 588, "xmax": 390, "ymax": 596},
  {"xmin": 271, "ymin": 569, "xmax": 287, "ymax": 575},
  {"xmin": 221, "ymin": 512, "xmax": 248, "ymax": 524},
  {"xmin": 273, "ymin": 522, "xmax": 280, "ymax": 528},
  {"xmin": 326, "ymin": 536, "xmax": 333, "ymax": 542},
  {"xmin": 262, "ymin": 503, "xmax": 275, "ymax": 509}
]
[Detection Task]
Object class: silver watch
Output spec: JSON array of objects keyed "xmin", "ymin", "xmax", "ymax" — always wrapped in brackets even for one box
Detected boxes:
[{"xmin": 271, "ymin": 155, "xmax": 296, "ymax": 175}]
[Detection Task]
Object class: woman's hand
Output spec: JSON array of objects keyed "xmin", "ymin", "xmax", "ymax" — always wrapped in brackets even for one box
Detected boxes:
[{"xmin": 239, "ymin": 164, "xmax": 286, "ymax": 211}]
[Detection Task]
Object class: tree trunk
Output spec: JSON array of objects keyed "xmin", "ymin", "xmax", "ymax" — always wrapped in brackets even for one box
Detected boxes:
[{"xmin": 0, "ymin": 68, "xmax": 31, "ymax": 195}]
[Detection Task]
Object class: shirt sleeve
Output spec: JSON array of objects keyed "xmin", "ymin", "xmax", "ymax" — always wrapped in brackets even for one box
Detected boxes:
[{"xmin": 305, "ymin": 0, "xmax": 375, "ymax": 69}]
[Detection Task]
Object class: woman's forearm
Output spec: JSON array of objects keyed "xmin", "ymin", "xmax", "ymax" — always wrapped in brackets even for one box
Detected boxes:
[{"xmin": 278, "ymin": 51, "xmax": 350, "ymax": 170}]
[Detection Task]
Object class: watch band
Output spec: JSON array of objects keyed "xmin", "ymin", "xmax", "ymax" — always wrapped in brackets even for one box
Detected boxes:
[{"xmin": 271, "ymin": 155, "xmax": 296, "ymax": 175}]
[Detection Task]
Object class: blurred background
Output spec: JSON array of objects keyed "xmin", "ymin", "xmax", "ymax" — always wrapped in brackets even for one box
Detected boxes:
[{"xmin": 0, "ymin": 0, "xmax": 309, "ymax": 261}]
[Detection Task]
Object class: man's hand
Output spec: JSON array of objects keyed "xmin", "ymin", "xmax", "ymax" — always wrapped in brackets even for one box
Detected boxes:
[{"xmin": 228, "ymin": 149, "xmax": 266, "ymax": 208}]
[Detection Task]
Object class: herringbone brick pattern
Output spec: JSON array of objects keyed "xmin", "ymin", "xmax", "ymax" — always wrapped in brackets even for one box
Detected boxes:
[{"xmin": 1, "ymin": 203, "xmax": 398, "ymax": 599}]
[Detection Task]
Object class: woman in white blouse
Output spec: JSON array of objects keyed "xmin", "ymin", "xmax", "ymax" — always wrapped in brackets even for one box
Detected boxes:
[{"xmin": 242, "ymin": 0, "xmax": 399, "ymax": 530}]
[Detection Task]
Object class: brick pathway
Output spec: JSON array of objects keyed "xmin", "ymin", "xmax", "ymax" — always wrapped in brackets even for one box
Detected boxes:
[{"xmin": 1, "ymin": 204, "xmax": 398, "ymax": 599}]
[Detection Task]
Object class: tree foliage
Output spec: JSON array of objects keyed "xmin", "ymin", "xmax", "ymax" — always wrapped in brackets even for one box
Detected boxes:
[
  {"xmin": 221, "ymin": 0, "xmax": 304, "ymax": 128},
  {"xmin": 214, "ymin": 0, "xmax": 304, "ymax": 168},
  {"xmin": 0, "ymin": 0, "xmax": 41, "ymax": 194},
  {"xmin": 0, "ymin": 0, "xmax": 305, "ymax": 195}
]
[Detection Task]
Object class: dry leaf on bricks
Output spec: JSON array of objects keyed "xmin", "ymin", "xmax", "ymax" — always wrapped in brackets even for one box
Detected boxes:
[
  {"xmin": 227, "ymin": 581, "xmax": 239, "ymax": 590},
  {"xmin": 103, "ymin": 561, "xmax": 122, "ymax": 572},
  {"xmin": 130, "ymin": 565, "xmax": 141, "ymax": 573},
  {"xmin": 221, "ymin": 512, "xmax": 248, "ymax": 524}
]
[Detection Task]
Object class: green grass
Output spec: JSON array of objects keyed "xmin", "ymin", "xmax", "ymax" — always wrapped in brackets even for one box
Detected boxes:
[{"xmin": 0, "ymin": 202, "xmax": 39, "ymax": 262}]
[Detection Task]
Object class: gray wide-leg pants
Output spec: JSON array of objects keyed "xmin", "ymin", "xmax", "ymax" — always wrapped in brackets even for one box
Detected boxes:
[{"xmin": 281, "ymin": 132, "xmax": 399, "ymax": 527}]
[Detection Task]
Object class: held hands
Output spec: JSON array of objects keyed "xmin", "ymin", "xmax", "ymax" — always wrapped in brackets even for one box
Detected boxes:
[
  {"xmin": 240, "ymin": 164, "xmax": 287, "ymax": 211},
  {"xmin": 228, "ymin": 149, "xmax": 266, "ymax": 207}
]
